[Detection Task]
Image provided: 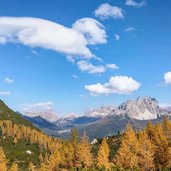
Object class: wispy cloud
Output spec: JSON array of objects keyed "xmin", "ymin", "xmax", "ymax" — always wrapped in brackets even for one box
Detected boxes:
[
  {"xmin": 31, "ymin": 50, "xmax": 39, "ymax": 55},
  {"xmin": 106, "ymin": 64, "xmax": 119, "ymax": 69},
  {"xmin": 94, "ymin": 3, "xmax": 124, "ymax": 20},
  {"xmin": 0, "ymin": 37, "xmax": 6, "ymax": 44},
  {"xmin": 21, "ymin": 101, "xmax": 57, "ymax": 122},
  {"xmin": 125, "ymin": 27, "xmax": 136, "ymax": 32},
  {"xmin": 80, "ymin": 94, "xmax": 88, "ymax": 99},
  {"xmin": 22, "ymin": 101, "xmax": 54, "ymax": 111},
  {"xmin": 77, "ymin": 60, "xmax": 118, "ymax": 74},
  {"xmin": 66, "ymin": 56, "xmax": 76, "ymax": 63},
  {"xmin": 164, "ymin": 72, "xmax": 171, "ymax": 85},
  {"xmin": 77, "ymin": 60, "xmax": 106, "ymax": 74},
  {"xmin": 4, "ymin": 77, "xmax": 14, "ymax": 84},
  {"xmin": 159, "ymin": 103, "xmax": 171, "ymax": 108},
  {"xmin": 72, "ymin": 75, "xmax": 79, "ymax": 79},
  {"xmin": 85, "ymin": 76, "xmax": 140, "ymax": 96},
  {"xmin": 0, "ymin": 91, "xmax": 11, "ymax": 96},
  {"xmin": 114, "ymin": 34, "xmax": 120, "ymax": 40},
  {"xmin": 125, "ymin": 0, "xmax": 146, "ymax": 7}
]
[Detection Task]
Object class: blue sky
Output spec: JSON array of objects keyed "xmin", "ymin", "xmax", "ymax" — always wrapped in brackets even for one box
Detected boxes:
[{"xmin": 0, "ymin": 0, "xmax": 171, "ymax": 116}]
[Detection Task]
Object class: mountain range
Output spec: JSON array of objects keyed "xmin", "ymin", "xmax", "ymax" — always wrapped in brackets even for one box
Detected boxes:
[
  {"xmin": 1, "ymin": 96, "xmax": 170, "ymax": 169},
  {"xmin": 18, "ymin": 96, "xmax": 171, "ymax": 140}
]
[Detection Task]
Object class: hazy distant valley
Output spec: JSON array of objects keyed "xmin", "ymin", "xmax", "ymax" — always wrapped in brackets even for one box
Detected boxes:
[{"xmin": 19, "ymin": 96, "xmax": 171, "ymax": 140}]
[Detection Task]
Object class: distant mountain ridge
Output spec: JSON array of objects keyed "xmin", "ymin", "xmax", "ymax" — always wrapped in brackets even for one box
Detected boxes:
[
  {"xmin": 18, "ymin": 96, "xmax": 171, "ymax": 139},
  {"xmin": 23, "ymin": 110, "xmax": 58, "ymax": 123},
  {"xmin": 54, "ymin": 96, "xmax": 170, "ymax": 122},
  {"xmin": 117, "ymin": 97, "xmax": 168, "ymax": 120}
]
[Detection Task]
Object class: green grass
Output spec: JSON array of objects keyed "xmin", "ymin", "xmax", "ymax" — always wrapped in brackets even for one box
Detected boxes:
[
  {"xmin": 91, "ymin": 134, "xmax": 121, "ymax": 162},
  {"xmin": 0, "ymin": 135, "xmax": 47, "ymax": 170},
  {"xmin": 0, "ymin": 100, "xmax": 38, "ymax": 130},
  {"xmin": 0, "ymin": 99, "xmax": 45, "ymax": 170}
]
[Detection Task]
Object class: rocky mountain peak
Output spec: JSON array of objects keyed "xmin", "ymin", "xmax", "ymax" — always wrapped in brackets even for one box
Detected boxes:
[
  {"xmin": 86, "ymin": 105, "xmax": 117, "ymax": 117},
  {"xmin": 24, "ymin": 110, "xmax": 58, "ymax": 123},
  {"xmin": 118, "ymin": 96, "xmax": 161, "ymax": 120}
]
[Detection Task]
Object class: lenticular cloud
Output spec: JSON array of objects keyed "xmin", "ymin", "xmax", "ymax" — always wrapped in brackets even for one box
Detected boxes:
[{"xmin": 0, "ymin": 17, "xmax": 107, "ymax": 58}]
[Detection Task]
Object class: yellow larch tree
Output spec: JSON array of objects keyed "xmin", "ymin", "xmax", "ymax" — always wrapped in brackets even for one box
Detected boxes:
[
  {"xmin": 38, "ymin": 163, "xmax": 47, "ymax": 171},
  {"xmin": 13, "ymin": 137, "xmax": 18, "ymax": 145},
  {"xmin": 8, "ymin": 162, "xmax": 19, "ymax": 171},
  {"xmin": 44, "ymin": 152, "xmax": 49, "ymax": 164},
  {"xmin": 79, "ymin": 131, "xmax": 93, "ymax": 168},
  {"xmin": 137, "ymin": 131, "xmax": 155, "ymax": 171},
  {"xmin": 70, "ymin": 128, "xmax": 81, "ymax": 168},
  {"xmin": 0, "ymin": 147, "xmax": 7, "ymax": 171},
  {"xmin": 60, "ymin": 141, "xmax": 74, "ymax": 169},
  {"xmin": 114, "ymin": 124, "xmax": 139, "ymax": 170},
  {"xmin": 97, "ymin": 138, "xmax": 110, "ymax": 169},
  {"xmin": 145, "ymin": 121, "xmax": 155, "ymax": 140},
  {"xmin": 46, "ymin": 150, "xmax": 61, "ymax": 171},
  {"xmin": 162, "ymin": 116, "xmax": 171, "ymax": 143},
  {"xmin": 28, "ymin": 162, "xmax": 35, "ymax": 171},
  {"xmin": 152, "ymin": 123, "xmax": 171, "ymax": 170},
  {"xmin": 39, "ymin": 153, "xmax": 44, "ymax": 164}
]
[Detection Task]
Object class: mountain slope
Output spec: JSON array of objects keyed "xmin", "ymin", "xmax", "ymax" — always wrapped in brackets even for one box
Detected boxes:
[
  {"xmin": 20, "ymin": 114, "xmax": 57, "ymax": 130},
  {"xmin": 21, "ymin": 114, "xmax": 101, "ymax": 138},
  {"xmin": 23, "ymin": 110, "xmax": 58, "ymax": 123},
  {"xmin": 118, "ymin": 97, "xmax": 164, "ymax": 120},
  {"xmin": 0, "ymin": 100, "xmax": 51, "ymax": 170},
  {"xmin": 53, "ymin": 97, "xmax": 171, "ymax": 139},
  {"xmin": 0, "ymin": 100, "xmax": 38, "ymax": 130},
  {"xmin": 76, "ymin": 115, "xmax": 165, "ymax": 140},
  {"xmin": 18, "ymin": 97, "xmax": 171, "ymax": 140}
]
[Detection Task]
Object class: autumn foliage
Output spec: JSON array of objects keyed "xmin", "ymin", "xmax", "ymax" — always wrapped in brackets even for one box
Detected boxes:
[{"xmin": 1, "ymin": 117, "xmax": 171, "ymax": 170}]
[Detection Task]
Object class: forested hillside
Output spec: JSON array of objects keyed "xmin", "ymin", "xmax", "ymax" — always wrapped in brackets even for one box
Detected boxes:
[
  {"xmin": 1, "ymin": 100, "xmax": 171, "ymax": 170},
  {"xmin": 1, "ymin": 117, "xmax": 171, "ymax": 170},
  {"xmin": 0, "ymin": 100, "xmax": 38, "ymax": 130}
]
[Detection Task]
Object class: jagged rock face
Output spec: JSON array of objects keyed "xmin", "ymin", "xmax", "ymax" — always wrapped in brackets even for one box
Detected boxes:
[
  {"xmin": 85, "ymin": 97, "xmax": 170, "ymax": 121},
  {"xmin": 161, "ymin": 106, "xmax": 171, "ymax": 113},
  {"xmin": 55, "ymin": 113, "xmax": 78, "ymax": 125},
  {"xmin": 24, "ymin": 110, "xmax": 58, "ymax": 123},
  {"xmin": 167, "ymin": 107, "xmax": 171, "ymax": 112},
  {"xmin": 118, "ymin": 97, "xmax": 161, "ymax": 120},
  {"xmin": 86, "ymin": 105, "xmax": 117, "ymax": 117},
  {"xmin": 56, "ymin": 97, "xmax": 170, "ymax": 122}
]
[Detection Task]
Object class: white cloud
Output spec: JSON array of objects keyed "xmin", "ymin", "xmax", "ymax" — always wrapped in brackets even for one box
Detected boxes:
[
  {"xmin": 72, "ymin": 18, "xmax": 107, "ymax": 45},
  {"xmin": 66, "ymin": 55, "xmax": 76, "ymax": 63},
  {"xmin": 77, "ymin": 60, "xmax": 118, "ymax": 74},
  {"xmin": 0, "ymin": 91, "xmax": 11, "ymax": 96},
  {"xmin": 4, "ymin": 77, "xmax": 14, "ymax": 84},
  {"xmin": 125, "ymin": 0, "xmax": 146, "ymax": 7},
  {"xmin": 22, "ymin": 101, "xmax": 58, "ymax": 122},
  {"xmin": 94, "ymin": 3, "xmax": 124, "ymax": 20},
  {"xmin": 0, "ymin": 36, "xmax": 6, "ymax": 44},
  {"xmin": 114, "ymin": 34, "xmax": 120, "ymax": 40},
  {"xmin": 72, "ymin": 75, "xmax": 79, "ymax": 79},
  {"xmin": 33, "ymin": 101, "xmax": 53, "ymax": 107},
  {"xmin": 106, "ymin": 64, "xmax": 119, "ymax": 69},
  {"xmin": 31, "ymin": 50, "xmax": 39, "ymax": 55},
  {"xmin": 0, "ymin": 17, "xmax": 107, "ymax": 58},
  {"xmin": 22, "ymin": 101, "xmax": 54, "ymax": 112},
  {"xmin": 77, "ymin": 60, "xmax": 106, "ymax": 74},
  {"xmin": 125, "ymin": 27, "xmax": 136, "ymax": 32},
  {"xmin": 164, "ymin": 72, "xmax": 171, "ymax": 85},
  {"xmin": 160, "ymin": 103, "xmax": 171, "ymax": 108},
  {"xmin": 80, "ymin": 94, "xmax": 88, "ymax": 99},
  {"xmin": 85, "ymin": 76, "xmax": 140, "ymax": 96}
]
